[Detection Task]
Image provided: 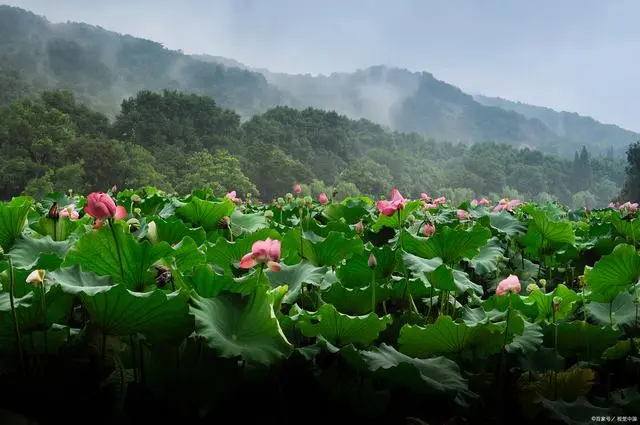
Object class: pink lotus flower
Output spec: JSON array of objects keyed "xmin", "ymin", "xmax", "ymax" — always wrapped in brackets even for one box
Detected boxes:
[
  {"xmin": 471, "ymin": 198, "xmax": 490, "ymax": 207},
  {"xmin": 376, "ymin": 188, "xmax": 408, "ymax": 217},
  {"xmin": 225, "ymin": 191, "xmax": 243, "ymax": 204},
  {"xmin": 608, "ymin": 202, "xmax": 618, "ymax": 209},
  {"xmin": 423, "ymin": 223, "xmax": 436, "ymax": 237},
  {"xmin": 423, "ymin": 203, "xmax": 437, "ymax": 210},
  {"xmin": 59, "ymin": 204, "xmax": 79, "ymax": 220},
  {"xmin": 318, "ymin": 192, "xmax": 328, "ymax": 205},
  {"xmin": 456, "ymin": 209, "xmax": 470, "ymax": 221},
  {"xmin": 239, "ymin": 238, "xmax": 281, "ymax": 272},
  {"xmin": 420, "ymin": 193, "xmax": 431, "ymax": 201},
  {"xmin": 85, "ymin": 192, "xmax": 126, "ymax": 229},
  {"xmin": 293, "ymin": 184, "xmax": 302, "ymax": 194},
  {"xmin": 493, "ymin": 198, "xmax": 522, "ymax": 213},
  {"xmin": 496, "ymin": 275, "xmax": 521, "ymax": 296},
  {"xmin": 433, "ymin": 196, "xmax": 446, "ymax": 205},
  {"xmin": 619, "ymin": 201, "xmax": 638, "ymax": 214}
]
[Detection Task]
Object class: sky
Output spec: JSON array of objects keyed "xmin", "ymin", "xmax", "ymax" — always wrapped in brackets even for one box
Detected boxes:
[{"xmin": 3, "ymin": 0, "xmax": 640, "ymax": 131}]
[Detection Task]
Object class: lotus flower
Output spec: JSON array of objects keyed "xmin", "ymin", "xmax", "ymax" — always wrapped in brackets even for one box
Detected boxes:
[
  {"xmin": 493, "ymin": 198, "xmax": 522, "ymax": 213},
  {"xmin": 456, "ymin": 209, "xmax": 470, "ymax": 221},
  {"xmin": 59, "ymin": 204, "xmax": 79, "ymax": 220},
  {"xmin": 239, "ymin": 238, "xmax": 281, "ymax": 272},
  {"xmin": 420, "ymin": 193, "xmax": 431, "ymax": 201},
  {"xmin": 318, "ymin": 192, "xmax": 328, "ymax": 205},
  {"xmin": 423, "ymin": 223, "xmax": 436, "ymax": 237},
  {"xmin": 471, "ymin": 198, "xmax": 490, "ymax": 207},
  {"xmin": 225, "ymin": 191, "xmax": 243, "ymax": 204},
  {"xmin": 496, "ymin": 275, "xmax": 521, "ymax": 296},
  {"xmin": 376, "ymin": 188, "xmax": 408, "ymax": 217},
  {"xmin": 85, "ymin": 192, "xmax": 126, "ymax": 229},
  {"xmin": 433, "ymin": 196, "xmax": 446, "ymax": 205},
  {"xmin": 619, "ymin": 201, "xmax": 638, "ymax": 214},
  {"xmin": 293, "ymin": 184, "xmax": 302, "ymax": 194}
]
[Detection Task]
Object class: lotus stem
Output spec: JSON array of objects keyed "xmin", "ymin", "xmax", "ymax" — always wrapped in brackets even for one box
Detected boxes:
[
  {"xmin": 397, "ymin": 210, "xmax": 418, "ymax": 314},
  {"xmin": 7, "ymin": 256, "xmax": 25, "ymax": 374},
  {"xmin": 109, "ymin": 219, "xmax": 126, "ymax": 286},
  {"xmin": 371, "ymin": 270, "xmax": 376, "ymax": 314}
]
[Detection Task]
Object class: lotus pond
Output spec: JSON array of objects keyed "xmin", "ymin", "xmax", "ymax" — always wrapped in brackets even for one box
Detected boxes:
[{"xmin": 0, "ymin": 187, "xmax": 639, "ymax": 425}]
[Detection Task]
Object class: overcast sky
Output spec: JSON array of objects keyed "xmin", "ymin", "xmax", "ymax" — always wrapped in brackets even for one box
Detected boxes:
[{"xmin": 3, "ymin": 0, "xmax": 639, "ymax": 131}]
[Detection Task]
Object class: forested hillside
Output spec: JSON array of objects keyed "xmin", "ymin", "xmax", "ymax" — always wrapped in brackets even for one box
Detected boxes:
[
  {"xmin": 475, "ymin": 95, "xmax": 638, "ymax": 157},
  {"xmin": 1, "ymin": 5, "xmax": 635, "ymax": 159},
  {"xmin": 0, "ymin": 82, "xmax": 627, "ymax": 206},
  {"xmin": 0, "ymin": 5, "xmax": 297, "ymax": 117}
]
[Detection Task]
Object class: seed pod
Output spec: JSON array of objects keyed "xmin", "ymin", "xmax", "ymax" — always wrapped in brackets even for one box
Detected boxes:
[
  {"xmin": 131, "ymin": 195, "xmax": 142, "ymax": 203},
  {"xmin": 264, "ymin": 210, "xmax": 274, "ymax": 220},
  {"xmin": 218, "ymin": 216, "xmax": 231, "ymax": 229},
  {"xmin": 154, "ymin": 265, "xmax": 172, "ymax": 288},
  {"xmin": 526, "ymin": 283, "xmax": 539, "ymax": 294},
  {"xmin": 127, "ymin": 218, "xmax": 140, "ymax": 233}
]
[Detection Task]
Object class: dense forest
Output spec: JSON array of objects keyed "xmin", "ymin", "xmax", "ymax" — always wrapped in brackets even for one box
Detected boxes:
[
  {"xmin": 0, "ymin": 85, "xmax": 632, "ymax": 207},
  {"xmin": 1, "ymin": 5, "xmax": 637, "ymax": 159}
]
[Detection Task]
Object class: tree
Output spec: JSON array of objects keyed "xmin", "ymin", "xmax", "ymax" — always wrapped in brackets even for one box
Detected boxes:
[
  {"xmin": 176, "ymin": 150, "xmax": 258, "ymax": 197},
  {"xmin": 621, "ymin": 141, "xmax": 640, "ymax": 201}
]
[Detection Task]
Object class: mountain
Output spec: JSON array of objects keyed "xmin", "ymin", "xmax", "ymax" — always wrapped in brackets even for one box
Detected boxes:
[
  {"xmin": 0, "ymin": 5, "xmax": 298, "ymax": 117},
  {"xmin": 474, "ymin": 95, "xmax": 638, "ymax": 157},
  {"xmin": 0, "ymin": 5, "xmax": 635, "ymax": 157},
  {"xmin": 260, "ymin": 66, "xmax": 564, "ymax": 151}
]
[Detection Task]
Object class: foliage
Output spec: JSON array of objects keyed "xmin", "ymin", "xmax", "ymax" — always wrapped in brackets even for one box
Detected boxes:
[{"xmin": 0, "ymin": 188, "xmax": 639, "ymax": 424}]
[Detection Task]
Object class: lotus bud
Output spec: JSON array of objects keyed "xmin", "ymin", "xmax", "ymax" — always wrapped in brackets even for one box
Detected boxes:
[
  {"xmin": 368, "ymin": 253, "xmax": 377, "ymax": 269},
  {"xmin": 131, "ymin": 195, "xmax": 142, "ymax": 203},
  {"xmin": 147, "ymin": 221, "xmax": 158, "ymax": 244},
  {"xmin": 526, "ymin": 283, "xmax": 539, "ymax": 294},
  {"xmin": 127, "ymin": 218, "xmax": 140, "ymax": 233},
  {"xmin": 293, "ymin": 184, "xmax": 302, "ymax": 194},
  {"xmin": 355, "ymin": 221, "xmax": 364, "ymax": 234},
  {"xmin": 264, "ymin": 210, "xmax": 274, "ymax": 220},
  {"xmin": 552, "ymin": 296, "xmax": 562, "ymax": 312},
  {"xmin": 26, "ymin": 269, "xmax": 46, "ymax": 287}
]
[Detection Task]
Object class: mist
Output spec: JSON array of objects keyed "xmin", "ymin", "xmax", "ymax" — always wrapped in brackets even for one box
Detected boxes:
[{"xmin": 2, "ymin": 0, "xmax": 639, "ymax": 132}]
